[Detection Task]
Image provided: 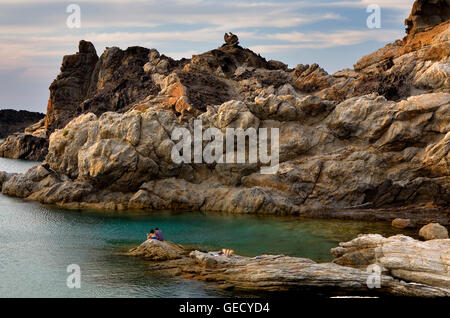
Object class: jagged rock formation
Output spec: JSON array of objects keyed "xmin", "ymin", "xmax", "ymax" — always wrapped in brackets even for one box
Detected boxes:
[
  {"xmin": 0, "ymin": 171, "xmax": 16, "ymax": 185},
  {"xmin": 125, "ymin": 236, "xmax": 450, "ymax": 297},
  {"xmin": 0, "ymin": 0, "xmax": 449, "ymax": 224},
  {"xmin": 0, "ymin": 115, "xmax": 48, "ymax": 161},
  {"xmin": 0, "ymin": 109, "xmax": 45, "ymax": 139},
  {"xmin": 331, "ymin": 234, "xmax": 450, "ymax": 290},
  {"xmin": 405, "ymin": 0, "xmax": 450, "ymax": 34},
  {"xmin": 295, "ymin": 20, "xmax": 450, "ymax": 102},
  {"xmin": 224, "ymin": 32, "xmax": 239, "ymax": 47}
]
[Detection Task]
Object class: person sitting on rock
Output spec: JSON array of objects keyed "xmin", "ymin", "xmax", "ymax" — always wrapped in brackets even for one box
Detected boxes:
[
  {"xmin": 147, "ymin": 229, "xmax": 158, "ymax": 240},
  {"xmin": 155, "ymin": 227, "xmax": 164, "ymax": 241}
]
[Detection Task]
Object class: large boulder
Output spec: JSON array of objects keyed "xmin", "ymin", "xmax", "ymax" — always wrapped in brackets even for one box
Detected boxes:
[
  {"xmin": 2, "ymin": 90, "xmax": 449, "ymax": 221},
  {"xmin": 419, "ymin": 223, "xmax": 449, "ymax": 240},
  {"xmin": 405, "ymin": 0, "xmax": 450, "ymax": 35},
  {"xmin": 127, "ymin": 240, "xmax": 186, "ymax": 261}
]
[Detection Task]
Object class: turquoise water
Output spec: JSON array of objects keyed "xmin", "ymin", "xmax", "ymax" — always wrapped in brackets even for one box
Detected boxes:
[{"xmin": 0, "ymin": 158, "xmax": 416, "ymax": 298}]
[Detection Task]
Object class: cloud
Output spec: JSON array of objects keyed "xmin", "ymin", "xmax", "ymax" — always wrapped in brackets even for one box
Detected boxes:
[
  {"xmin": 0, "ymin": 0, "xmax": 415, "ymax": 10},
  {"xmin": 251, "ymin": 29, "xmax": 404, "ymax": 53},
  {"xmin": 162, "ymin": 50, "xmax": 200, "ymax": 60}
]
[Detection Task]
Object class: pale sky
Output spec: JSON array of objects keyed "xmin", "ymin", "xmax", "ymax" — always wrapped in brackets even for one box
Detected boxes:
[{"xmin": 0, "ymin": 0, "xmax": 414, "ymax": 112}]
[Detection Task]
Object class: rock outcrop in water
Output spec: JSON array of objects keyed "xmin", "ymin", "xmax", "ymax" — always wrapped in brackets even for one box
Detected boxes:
[
  {"xmin": 0, "ymin": 0, "xmax": 449, "ymax": 225},
  {"xmin": 127, "ymin": 239, "xmax": 186, "ymax": 261},
  {"xmin": 126, "ymin": 236, "xmax": 450, "ymax": 297}
]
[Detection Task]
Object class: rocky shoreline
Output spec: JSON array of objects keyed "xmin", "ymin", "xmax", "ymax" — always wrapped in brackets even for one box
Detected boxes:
[{"xmin": 126, "ymin": 234, "xmax": 450, "ymax": 297}]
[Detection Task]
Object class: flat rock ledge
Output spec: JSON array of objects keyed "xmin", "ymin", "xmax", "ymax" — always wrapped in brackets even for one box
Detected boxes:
[{"xmin": 127, "ymin": 236, "xmax": 450, "ymax": 297}]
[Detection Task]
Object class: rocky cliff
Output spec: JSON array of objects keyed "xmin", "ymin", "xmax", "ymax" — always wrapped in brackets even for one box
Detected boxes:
[
  {"xmin": 0, "ymin": 109, "xmax": 45, "ymax": 138},
  {"xmin": 0, "ymin": 0, "xmax": 448, "ymax": 224}
]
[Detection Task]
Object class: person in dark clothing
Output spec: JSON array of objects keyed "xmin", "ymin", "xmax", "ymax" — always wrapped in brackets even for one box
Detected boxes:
[{"xmin": 155, "ymin": 227, "xmax": 164, "ymax": 241}]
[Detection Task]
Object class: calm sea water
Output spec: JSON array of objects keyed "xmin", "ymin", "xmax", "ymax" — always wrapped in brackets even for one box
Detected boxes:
[{"xmin": 0, "ymin": 157, "xmax": 416, "ymax": 298}]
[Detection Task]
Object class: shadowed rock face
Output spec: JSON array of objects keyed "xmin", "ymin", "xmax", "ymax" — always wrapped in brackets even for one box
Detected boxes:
[
  {"xmin": 45, "ymin": 40, "xmax": 99, "ymax": 131},
  {"xmin": 79, "ymin": 46, "xmax": 161, "ymax": 117},
  {"xmin": 127, "ymin": 240, "xmax": 187, "ymax": 261}
]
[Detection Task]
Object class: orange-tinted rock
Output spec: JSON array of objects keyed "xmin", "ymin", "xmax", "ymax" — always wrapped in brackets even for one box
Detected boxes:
[
  {"xmin": 392, "ymin": 218, "xmax": 412, "ymax": 229},
  {"xmin": 405, "ymin": 0, "xmax": 450, "ymax": 35}
]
